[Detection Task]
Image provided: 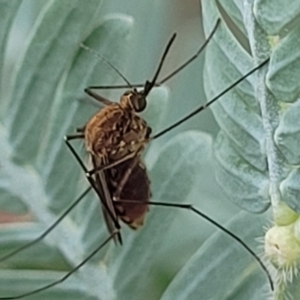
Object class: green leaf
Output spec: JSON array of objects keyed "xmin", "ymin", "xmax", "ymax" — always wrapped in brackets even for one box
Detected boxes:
[
  {"xmin": 0, "ymin": 224, "xmax": 70, "ymax": 270},
  {"xmin": 0, "ymin": 0, "xmax": 22, "ymax": 102},
  {"xmin": 161, "ymin": 212, "xmax": 270, "ymax": 300},
  {"xmin": 0, "ymin": 269, "xmax": 99, "ymax": 300},
  {"xmin": 267, "ymin": 23, "xmax": 300, "ymax": 103},
  {"xmin": 281, "ymin": 168, "xmax": 300, "ymax": 213},
  {"xmin": 254, "ymin": 0, "xmax": 300, "ymax": 34},
  {"xmin": 203, "ymin": 0, "xmax": 270, "ymax": 213},
  {"xmin": 203, "ymin": 0, "xmax": 300, "ymax": 299},
  {"xmin": 7, "ymin": 0, "xmax": 104, "ymax": 164}
]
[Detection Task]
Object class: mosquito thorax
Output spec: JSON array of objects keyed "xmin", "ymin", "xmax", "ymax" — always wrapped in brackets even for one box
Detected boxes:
[{"xmin": 84, "ymin": 91, "xmax": 151, "ymax": 162}]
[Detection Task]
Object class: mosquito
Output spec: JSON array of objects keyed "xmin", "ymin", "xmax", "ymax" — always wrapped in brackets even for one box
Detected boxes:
[{"xmin": 0, "ymin": 18, "xmax": 273, "ymax": 299}]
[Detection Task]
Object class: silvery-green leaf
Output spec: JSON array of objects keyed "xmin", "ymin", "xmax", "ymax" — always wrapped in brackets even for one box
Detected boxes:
[
  {"xmin": 161, "ymin": 211, "xmax": 271, "ymax": 300},
  {"xmin": 0, "ymin": 224, "xmax": 70, "ymax": 270},
  {"xmin": 254, "ymin": 0, "xmax": 300, "ymax": 34},
  {"xmin": 203, "ymin": 0, "xmax": 270, "ymax": 213},
  {"xmin": 218, "ymin": 0, "xmax": 246, "ymax": 33},
  {"xmin": 266, "ymin": 23, "xmax": 300, "ymax": 103},
  {"xmin": 0, "ymin": 269, "xmax": 99, "ymax": 300},
  {"xmin": 0, "ymin": 0, "xmax": 22, "ymax": 102},
  {"xmin": 204, "ymin": 0, "xmax": 300, "ymax": 298},
  {"xmin": 7, "ymin": 0, "xmax": 103, "ymax": 164},
  {"xmin": 281, "ymin": 168, "xmax": 300, "ymax": 213}
]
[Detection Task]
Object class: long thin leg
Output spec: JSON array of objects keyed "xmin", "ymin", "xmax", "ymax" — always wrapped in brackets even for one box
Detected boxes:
[
  {"xmin": 152, "ymin": 57, "xmax": 270, "ymax": 139},
  {"xmin": 0, "ymin": 231, "xmax": 118, "ymax": 300},
  {"xmin": 64, "ymin": 135, "xmax": 120, "ymax": 230},
  {"xmin": 84, "ymin": 88, "xmax": 115, "ymax": 106},
  {"xmin": 142, "ymin": 33, "xmax": 177, "ymax": 96},
  {"xmin": 116, "ymin": 199, "xmax": 274, "ymax": 291},
  {"xmin": 86, "ymin": 149, "xmax": 143, "ymax": 177},
  {"xmin": 76, "ymin": 126, "xmax": 85, "ymax": 133},
  {"xmin": 90, "ymin": 155, "xmax": 122, "ymax": 245},
  {"xmin": 84, "ymin": 147, "xmax": 144, "ymax": 244},
  {"xmin": 64, "ymin": 135, "xmax": 87, "ymax": 172},
  {"xmin": 85, "ymin": 19, "xmax": 221, "ymax": 91},
  {"xmin": 0, "ymin": 135, "xmax": 89, "ymax": 263},
  {"xmin": 87, "ymin": 147, "xmax": 143, "ymax": 203},
  {"xmin": 154, "ymin": 18, "xmax": 221, "ymax": 86},
  {"xmin": 0, "ymin": 187, "xmax": 92, "ymax": 263}
]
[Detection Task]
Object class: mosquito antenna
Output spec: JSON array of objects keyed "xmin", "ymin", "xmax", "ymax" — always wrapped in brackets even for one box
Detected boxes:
[
  {"xmin": 79, "ymin": 43, "xmax": 133, "ymax": 89},
  {"xmin": 152, "ymin": 57, "xmax": 270, "ymax": 140},
  {"xmin": 84, "ymin": 18, "xmax": 221, "ymax": 91},
  {"xmin": 158, "ymin": 18, "xmax": 220, "ymax": 85},
  {"xmin": 142, "ymin": 33, "xmax": 177, "ymax": 96}
]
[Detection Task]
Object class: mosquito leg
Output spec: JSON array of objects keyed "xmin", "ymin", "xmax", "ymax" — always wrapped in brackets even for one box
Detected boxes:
[
  {"xmin": 65, "ymin": 134, "xmax": 142, "ymax": 179},
  {"xmin": 0, "ymin": 136, "xmax": 117, "ymax": 264},
  {"xmin": 0, "ymin": 187, "xmax": 92, "ymax": 263},
  {"xmin": 64, "ymin": 135, "xmax": 120, "ymax": 230},
  {"xmin": 143, "ymin": 33, "xmax": 177, "ymax": 96},
  {"xmin": 65, "ymin": 134, "xmax": 85, "ymax": 140},
  {"xmin": 86, "ymin": 151, "xmax": 139, "ymax": 177},
  {"xmin": 64, "ymin": 135, "xmax": 87, "ymax": 172},
  {"xmin": 87, "ymin": 83, "xmax": 145, "ymax": 90},
  {"xmin": 151, "ymin": 57, "xmax": 270, "ymax": 140},
  {"xmin": 85, "ymin": 153, "xmax": 141, "ymax": 243},
  {"xmin": 0, "ymin": 230, "xmax": 119, "ymax": 300},
  {"xmin": 85, "ymin": 149, "xmax": 143, "ymax": 244},
  {"xmin": 84, "ymin": 88, "xmax": 114, "ymax": 106},
  {"xmin": 87, "ymin": 148, "xmax": 143, "ymax": 202},
  {"xmin": 0, "ymin": 136, "xmax": 87, "ymax": 263},
  {"xmin": 76, "ymin": 126, "xmax": 85, "ymax": 133},
  {"xmin": 156, "ymin": 18, "xmax": 220, "ymax": 85},
  {"xmin": 116, "ymin": 199, "xmax": 274, "ymax": 291}
]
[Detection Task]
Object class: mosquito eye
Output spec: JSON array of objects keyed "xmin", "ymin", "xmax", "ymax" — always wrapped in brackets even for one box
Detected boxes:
[{"xmin": 132, "ymin": 95, "xmax": 146, "ymax": 112}]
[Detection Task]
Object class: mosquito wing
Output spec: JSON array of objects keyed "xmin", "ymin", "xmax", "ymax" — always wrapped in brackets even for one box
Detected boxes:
[{"xmin": 91, "ymin": 156, "xmax": 122, "ymax": 244}]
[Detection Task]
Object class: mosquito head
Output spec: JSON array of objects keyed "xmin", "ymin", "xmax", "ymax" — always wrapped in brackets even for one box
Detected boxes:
[{"xmin": 120, "ymin": 89, "xmax": 147, "ymax": 113}]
